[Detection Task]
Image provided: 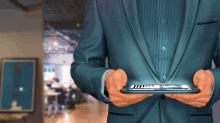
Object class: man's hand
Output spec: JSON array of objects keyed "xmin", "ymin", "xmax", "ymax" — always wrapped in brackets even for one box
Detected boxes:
[
  {"xmin": 165, "ymin": 69, "xmax": 214, "ymax": 108},
  {"xmin": 105, "ymin": 69, "xmax": 153, "ymax": 107}
]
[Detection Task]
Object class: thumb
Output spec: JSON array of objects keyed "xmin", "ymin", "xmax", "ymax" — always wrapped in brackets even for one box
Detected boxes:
[
  {"xmin": 112, "ymin": 70, "xmax": 123, "ymax": 91},
  {"xmin": 105, "ymin": 70, "xmax": 115, "ymax": 91},
  {"xmin": 193, "ymin": 69, "xmax": 204, "ymax": 86},
  {"xmin": 197, "ymin": 71, "xmax": 207, "ymax": 91},
  {"xmin": 117, "ymin": 69, "xmax": 128, "ymax": 87}
]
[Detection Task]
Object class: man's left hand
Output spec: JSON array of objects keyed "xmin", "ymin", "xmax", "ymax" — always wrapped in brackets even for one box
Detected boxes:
[{"xmin": 165, "ymin": 69, "xmax": 214, "ymax": 108}]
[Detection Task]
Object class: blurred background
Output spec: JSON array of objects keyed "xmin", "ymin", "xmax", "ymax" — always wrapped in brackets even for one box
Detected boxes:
[
  {"xmin": 0, "ymin": 0, "xmax": 108, "ymax": 123},
  {"xmin": 0, "ymin": 0, "xmax": 219, "ymax": 123}
]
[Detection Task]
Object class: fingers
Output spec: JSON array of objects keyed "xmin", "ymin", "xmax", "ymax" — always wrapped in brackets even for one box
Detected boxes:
[
  {"xmin": 201, "ymin": 85, "xmax": 212, "ymax": 99},
  {"xmin": 112, "ymin": 69, "xmax": 128, "ymax": 90},
  {"xmin": 188, "ymin": 102, "xmax": 206, "ymax": 108},
  {"xmin": 108, "ymin": 83, "xmax": 125, "ymax": 97},
  {"xmin": 172, "ymin": 94, "xmax": 209, "ymax": 103},
  {"xmin": 193, "ymin": 69, "xmax": 214, "ymax": 92},
  {"xmin": 107, "ymin": 76, "xmax": 127, "ymax": 98},
  {"xmin": 108, "ymin": 83, "xmax": 152, "ymax": 101},
  {"xmin": 166, "ymin": 93, "xmax": 202, "ymax": 101},
  {"xmin": 193, "ymin": 96, "xmax": 210, "ymax": 103},
  {"xmin": 188, "ymin": 95, "xmax": 210, "ymax": 108},
  {"xmin": 165, "ymin": 69, "xmax": 214, "ymax": 108},
  {"xmin": 165, "ymin": 87, "xmax": 211, "ymax": 108},
  {"xmin": 110, "ymin": 95, "xmax": 125, "ymax": 103},
  {"xmin": 119, "ymin": 93, "xmax": 153, "ymax": 101},
  {"xmin": 114, "ymin": 102, "xmax": 130, "ymax": 107},
  {"xmin": 112, "ymin": 94, "xmax": 153, "ymax": 107},
  {"xmin": 193, "ymin": 70, "xmax": 213, "ymax": 96},
  {"xmin": 165, "ymin": 94, "xmax": 209, "ymax": 108},
  {"xmin": 109, "ymin": 91, "xmax": 153, "ymax": 107},
  {"xmin": 109, "ymin": 94, "xmax": 152, "ymax": 104},
  {"xmin": 108, "ymin": 69, "xmax": 128, "ymax": 91},
  {"xmin": 108, "ymin": 84, "xmax": 153, "ymax": 107}
]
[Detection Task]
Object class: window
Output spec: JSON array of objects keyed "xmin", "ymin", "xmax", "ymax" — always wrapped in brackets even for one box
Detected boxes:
[
  {"xmin": 44, "ymin": 64, "xmax": 55, "ymax": 81},
  {"xmin": 57, "ymin": 65, "xmax": 73, "ymax": 88}
]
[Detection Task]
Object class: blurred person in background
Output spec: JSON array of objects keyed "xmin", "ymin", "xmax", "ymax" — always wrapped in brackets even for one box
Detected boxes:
[{"xmin": 51, "ymin": 78, "xmax": 67, "ymax": 91}]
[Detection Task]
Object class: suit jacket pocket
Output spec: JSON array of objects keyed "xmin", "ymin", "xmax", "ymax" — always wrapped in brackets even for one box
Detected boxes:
[
  {"xmin": 194, "ymin": 21, "xmax": 218, "ymax": 31},
  {"xmin": 107, "ymin": 112, "xmax": 133, "ymax": 123},
  {"xmin": 191, "ymin": 115, "xmax": 213, "ymax": 123}
]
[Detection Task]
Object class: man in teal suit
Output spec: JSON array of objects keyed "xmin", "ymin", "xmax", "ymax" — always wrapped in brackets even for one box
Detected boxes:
[{"xmin": 71, "ymin": 0, "xmax": 220, "ymax": 122}]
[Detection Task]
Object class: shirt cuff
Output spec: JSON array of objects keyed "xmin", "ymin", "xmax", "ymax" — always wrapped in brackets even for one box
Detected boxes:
[
  {"xmin": 210, "ymin": 77, "xmax": 215, "ymax": 99},
  {"xmin": 100, "ymin": 69, "xmax": 112, "ymax": 102}
]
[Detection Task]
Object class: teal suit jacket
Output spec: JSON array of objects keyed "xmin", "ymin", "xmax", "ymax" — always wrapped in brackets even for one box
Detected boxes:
[{"xmin": 71, "ymin": 0, "xmax": 220, "ymax": 122}]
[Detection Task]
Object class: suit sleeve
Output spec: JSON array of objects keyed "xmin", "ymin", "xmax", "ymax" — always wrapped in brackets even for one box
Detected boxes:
[
  {"xmin": 70, "ymin": 0, "xmax": 112, "ymax": 104},
  {"xmin": 100, "ymin": 70, "xmax": 112, "ymax": 102},
  {"xmin": 204, "ymin": 25, "xmax": 220, "ymax": 111}
]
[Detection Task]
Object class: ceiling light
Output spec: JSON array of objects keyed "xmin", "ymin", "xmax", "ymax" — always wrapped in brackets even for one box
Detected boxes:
[
  {"xmin": 53, "ymin": 41, "xmax": 58, "ymax": 46},
  {"xmin": 48, "ymin": 47, "xmax": 52, "ymax": 50}
]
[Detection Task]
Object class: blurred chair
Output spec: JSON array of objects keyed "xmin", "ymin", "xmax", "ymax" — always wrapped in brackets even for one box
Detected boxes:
[
  {"xmin": 44, "ymin": 87, "xmax": 58, "ymax": 118},
  {"xmin": 44, "ymin": 89, "xmax": 54, "ymax": 117},
  {"xmin": 47, "ymin": 84, "xmax": 51, "ymax": 88},
  {"xmin": 67, "ymin": 88, "xmax": 87, "ymax": 109},
  {"xmin": 51, "ymin": 88, "xmax": 66, "ymax": 115}
]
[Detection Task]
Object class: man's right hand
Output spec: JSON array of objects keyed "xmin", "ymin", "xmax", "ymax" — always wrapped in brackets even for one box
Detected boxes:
[{"xmin": 105, "ymin": 69, "xmax": 153, "ymax": 107}]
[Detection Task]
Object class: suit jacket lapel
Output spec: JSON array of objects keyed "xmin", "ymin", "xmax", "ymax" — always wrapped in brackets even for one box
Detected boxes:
[
  {"xmin": 120, "ymin": 0, "xmax": 159, "ymax": 82},
  {"xmin": 166, "ymin": 0, "xmax": 200, "ymax": 82}
]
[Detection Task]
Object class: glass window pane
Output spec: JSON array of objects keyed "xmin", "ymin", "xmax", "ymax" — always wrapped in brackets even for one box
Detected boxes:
[{"xmin": 43, "ymin": 64, "xmax": 55, "ymax": 81}]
